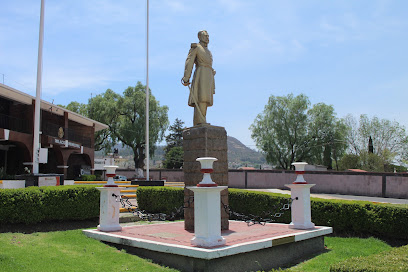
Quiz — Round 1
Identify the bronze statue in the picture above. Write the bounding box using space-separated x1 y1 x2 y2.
182 30 216 126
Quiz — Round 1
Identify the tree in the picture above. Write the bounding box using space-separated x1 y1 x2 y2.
63 82 169 177
64 101 88 116
344 114 408 167
163 119 185 169
307 103 349 170
109 82 169 177
163 147 184 169
250 93 347 169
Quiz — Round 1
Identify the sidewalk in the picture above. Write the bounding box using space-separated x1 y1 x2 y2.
247 189 408 205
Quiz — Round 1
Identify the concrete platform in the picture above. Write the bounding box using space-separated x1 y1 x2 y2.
83 221 332 272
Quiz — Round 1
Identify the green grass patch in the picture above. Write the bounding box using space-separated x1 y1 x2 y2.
330 244 408 272
275 237 392 272
0 229 178 272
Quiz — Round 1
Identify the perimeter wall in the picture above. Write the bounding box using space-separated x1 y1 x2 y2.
115 169 408 199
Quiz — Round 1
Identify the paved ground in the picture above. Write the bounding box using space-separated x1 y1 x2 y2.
96 221 327 248
247 188 408 205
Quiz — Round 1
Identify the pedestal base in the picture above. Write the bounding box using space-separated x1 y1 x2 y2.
285 184 315 230
289 222 315 230
97 187 122 232
183 125 229 231
189 186 227 247
191 236 226 248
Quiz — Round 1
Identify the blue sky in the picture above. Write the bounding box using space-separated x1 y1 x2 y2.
1 1 408 148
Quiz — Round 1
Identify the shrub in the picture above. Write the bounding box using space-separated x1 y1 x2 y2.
311 198 408 239
330 245 408 272
228 189 291 223
137 187 184 214
81 175 96 181
0 185 100 224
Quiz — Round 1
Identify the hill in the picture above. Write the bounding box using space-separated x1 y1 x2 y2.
227 136 266 169
96 136 266 169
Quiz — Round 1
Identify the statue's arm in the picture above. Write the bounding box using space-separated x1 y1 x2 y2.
182 46 197 84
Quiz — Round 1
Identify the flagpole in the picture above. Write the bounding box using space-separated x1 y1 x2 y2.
145 0 150 180
33 0 45 174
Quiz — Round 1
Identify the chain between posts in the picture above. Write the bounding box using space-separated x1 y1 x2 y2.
112 193 193 222
221 197 298 226
112 193 297 226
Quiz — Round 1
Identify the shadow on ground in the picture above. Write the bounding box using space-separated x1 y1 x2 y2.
0 218 99 234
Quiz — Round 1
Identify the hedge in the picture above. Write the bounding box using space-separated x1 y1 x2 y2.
330 245 408 272
0 186 100 224
137 187 408 239
137 186 184 214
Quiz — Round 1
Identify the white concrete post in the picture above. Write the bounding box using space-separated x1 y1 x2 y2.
190 186 227 247
285 162 315 230
97 187 122 232
188 157 226 247
98 165 121 232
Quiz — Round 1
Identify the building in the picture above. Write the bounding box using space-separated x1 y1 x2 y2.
0 83 108 180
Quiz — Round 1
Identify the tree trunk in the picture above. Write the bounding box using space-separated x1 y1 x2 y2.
133 146 145 178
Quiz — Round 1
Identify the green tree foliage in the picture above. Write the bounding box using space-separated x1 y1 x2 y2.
163 146 184 169
163 119 185 169
250 93 347 169
63 82 169 174
64 101 88 116
338 154 360 170
308 103 349 170
344 114 408 170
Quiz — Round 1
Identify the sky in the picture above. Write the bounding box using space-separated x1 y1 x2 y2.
1 0 408 149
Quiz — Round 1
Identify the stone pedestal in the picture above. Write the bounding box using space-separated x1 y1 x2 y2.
285 184 315 230
189 186 227 247
183 125 229 231
97 187 122 232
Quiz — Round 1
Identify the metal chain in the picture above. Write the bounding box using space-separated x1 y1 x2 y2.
112 193 193 222
112 193 297 226
221 197 298 226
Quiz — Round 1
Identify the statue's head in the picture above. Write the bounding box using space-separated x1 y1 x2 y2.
198 30 209 44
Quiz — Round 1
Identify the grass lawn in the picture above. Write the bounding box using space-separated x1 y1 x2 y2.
282 236 392 272
0 229 178 272
0 228 394 272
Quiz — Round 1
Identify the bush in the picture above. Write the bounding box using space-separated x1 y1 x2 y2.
311 198 408 239
0 185 100 224
228 189 292 223
330 245 408 272
81 175 96 181
137 187 184 214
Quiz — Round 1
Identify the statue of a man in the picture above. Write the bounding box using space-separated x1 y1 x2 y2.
181 30 216 126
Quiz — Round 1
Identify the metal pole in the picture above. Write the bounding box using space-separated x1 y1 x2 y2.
145 0 150 180
33 0 45 174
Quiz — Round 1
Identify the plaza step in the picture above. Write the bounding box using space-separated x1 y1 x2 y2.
164 182 185 187
121 194 137 198
120 189 137 193
73 181 131 185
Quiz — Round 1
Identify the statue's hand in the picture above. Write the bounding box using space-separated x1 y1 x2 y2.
181 77 190 86
213 70 216 76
